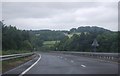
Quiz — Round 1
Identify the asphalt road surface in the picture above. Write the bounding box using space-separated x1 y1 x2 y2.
4 52 118 75
26 52 118 74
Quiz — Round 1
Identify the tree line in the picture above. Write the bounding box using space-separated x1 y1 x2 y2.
1 21 66 51
1 21 119 53
55 27 119 53
1 21 33 51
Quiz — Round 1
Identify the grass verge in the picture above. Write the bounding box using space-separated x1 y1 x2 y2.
2 50 32 55
2 54 35 73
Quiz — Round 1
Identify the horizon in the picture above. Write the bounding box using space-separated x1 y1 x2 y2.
4 24 117 32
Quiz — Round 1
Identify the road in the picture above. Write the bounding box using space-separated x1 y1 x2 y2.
3 52 118 75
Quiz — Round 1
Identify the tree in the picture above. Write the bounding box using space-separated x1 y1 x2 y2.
2 21 33 51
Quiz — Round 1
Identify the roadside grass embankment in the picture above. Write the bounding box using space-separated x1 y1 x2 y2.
2 54 35 73
2 50 32 55
1 50 35 73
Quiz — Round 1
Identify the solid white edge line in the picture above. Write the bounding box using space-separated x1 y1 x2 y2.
19 54 41 76
81 65 86 67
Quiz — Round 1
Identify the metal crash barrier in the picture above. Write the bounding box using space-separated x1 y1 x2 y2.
52 51 119 62
0 52 35 61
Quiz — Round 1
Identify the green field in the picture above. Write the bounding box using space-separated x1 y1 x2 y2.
68 34 73 38
68 33 81 38
43 41 60 47
43 41 60 45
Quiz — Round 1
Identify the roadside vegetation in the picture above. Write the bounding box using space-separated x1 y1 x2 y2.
2 55 35 73
0 20 119 73
0 51 1 55
1 21 119 53
1 20 35 73
56 27 119 52
2 50 31 55
2 22 33 52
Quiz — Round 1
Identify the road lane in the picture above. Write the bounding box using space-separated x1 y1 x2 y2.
26 53 80 74
26 52 118 74
57 53 118 74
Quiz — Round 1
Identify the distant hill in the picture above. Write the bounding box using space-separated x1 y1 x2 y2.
29 26 112 41
70 26 111 33
29 30 66 41
56 26 118 52
61 26 112 38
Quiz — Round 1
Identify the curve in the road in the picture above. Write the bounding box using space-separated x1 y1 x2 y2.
19 54 41 76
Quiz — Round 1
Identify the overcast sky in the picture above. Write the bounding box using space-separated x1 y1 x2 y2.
2 2 118 31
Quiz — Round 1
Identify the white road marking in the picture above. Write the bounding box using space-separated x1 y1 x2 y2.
65 58 67 60
71 60 74 63
81 65 86 67
19 54 41 76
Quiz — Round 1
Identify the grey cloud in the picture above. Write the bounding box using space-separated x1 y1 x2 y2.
2 2 118 31
2 2 111 19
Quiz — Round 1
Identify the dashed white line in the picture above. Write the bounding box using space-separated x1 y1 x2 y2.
19 54 41 76
71 60 74 63
81 65 86 67
64 58 67 60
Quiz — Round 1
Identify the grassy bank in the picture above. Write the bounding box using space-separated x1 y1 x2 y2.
2 54 35 73
2 50 32 55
